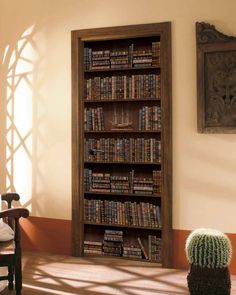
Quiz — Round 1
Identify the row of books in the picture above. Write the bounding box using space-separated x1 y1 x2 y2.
84 138 161 163
84 230 161 261
84 199 161 228
84 74 161 100
84 169 161 195
84 42 160 70
84 106 161 131
84 107 105 131
151 41 160 67
148 235 162 262
139 106 161 130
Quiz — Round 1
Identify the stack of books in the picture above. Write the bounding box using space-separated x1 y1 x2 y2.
91 173 111 192
123 244 142 259
91 50 110 70
110 175 130 193
103 230 123 256
84 240 103 255
110 49 129 69
132 49 152 68
133 176 154 195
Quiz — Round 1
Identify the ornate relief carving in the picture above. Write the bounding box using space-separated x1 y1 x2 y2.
205 51 236 127
196 22 236 44
197 22 236 132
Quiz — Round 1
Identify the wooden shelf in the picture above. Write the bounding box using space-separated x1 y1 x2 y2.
72 22 172 267
84 130 161 134
84 98 161 103
84 161 161 165
84 65 160 73
84 221 162 231
84 191 161 198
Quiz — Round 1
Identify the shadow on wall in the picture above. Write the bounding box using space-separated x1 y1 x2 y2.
0 24 47 216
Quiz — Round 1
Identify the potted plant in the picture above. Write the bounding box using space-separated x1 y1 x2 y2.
185 228 232 295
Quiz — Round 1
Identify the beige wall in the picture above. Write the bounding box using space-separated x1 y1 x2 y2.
1 0 236 232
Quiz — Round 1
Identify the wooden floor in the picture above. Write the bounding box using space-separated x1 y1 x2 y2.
0 251 236 295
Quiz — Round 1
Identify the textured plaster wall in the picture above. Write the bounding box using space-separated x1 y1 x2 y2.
0 0 236 233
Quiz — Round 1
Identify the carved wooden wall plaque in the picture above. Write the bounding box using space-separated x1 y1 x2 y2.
196 22 236 133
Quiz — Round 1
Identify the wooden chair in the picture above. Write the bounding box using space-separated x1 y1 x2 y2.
0 193 29 295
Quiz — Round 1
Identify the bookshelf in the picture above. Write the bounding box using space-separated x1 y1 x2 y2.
71 22 172 267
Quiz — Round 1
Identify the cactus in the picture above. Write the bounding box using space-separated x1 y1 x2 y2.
185 228 232 268
185 228 232 295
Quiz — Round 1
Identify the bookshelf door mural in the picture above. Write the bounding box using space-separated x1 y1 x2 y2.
72 23 172 267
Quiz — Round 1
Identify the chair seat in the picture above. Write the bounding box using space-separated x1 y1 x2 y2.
0 240 15 255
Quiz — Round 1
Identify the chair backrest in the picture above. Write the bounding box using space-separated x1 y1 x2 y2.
1 193 21 229
1 193 20 209
1 193 29 242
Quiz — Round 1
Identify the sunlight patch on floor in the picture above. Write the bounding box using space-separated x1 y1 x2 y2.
23 283 79 295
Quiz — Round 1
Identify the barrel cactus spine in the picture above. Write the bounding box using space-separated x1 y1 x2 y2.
185 228 232 269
